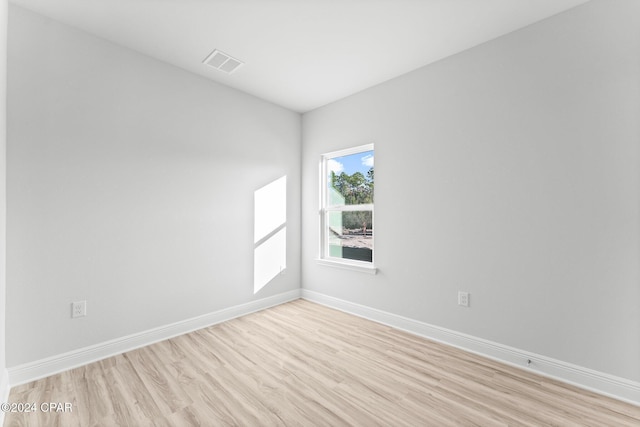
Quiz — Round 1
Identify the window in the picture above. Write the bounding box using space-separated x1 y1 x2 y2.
320 144 375 272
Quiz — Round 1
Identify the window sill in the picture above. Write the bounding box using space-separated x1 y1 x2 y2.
316 259 377 275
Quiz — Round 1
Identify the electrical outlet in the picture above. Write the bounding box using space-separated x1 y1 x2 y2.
71 300 87 318
458 291 470 307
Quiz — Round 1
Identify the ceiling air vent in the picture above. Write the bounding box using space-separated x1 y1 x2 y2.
202 49 244 74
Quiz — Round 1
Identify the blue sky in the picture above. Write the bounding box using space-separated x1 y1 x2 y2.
328 150 374 176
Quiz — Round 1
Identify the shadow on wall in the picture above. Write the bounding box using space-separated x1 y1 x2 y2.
253 176 287 294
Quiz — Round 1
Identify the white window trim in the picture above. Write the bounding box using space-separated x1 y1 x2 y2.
318 143 376 274
316 258 377 274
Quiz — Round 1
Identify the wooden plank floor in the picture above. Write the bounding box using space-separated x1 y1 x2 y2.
4 299 640 426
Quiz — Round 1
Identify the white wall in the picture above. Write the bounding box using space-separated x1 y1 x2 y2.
5 0 640 396
7 5 301 366
302 0 640 382
0 0 8 409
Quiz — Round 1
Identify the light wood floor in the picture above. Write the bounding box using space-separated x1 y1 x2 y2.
5 299 640 426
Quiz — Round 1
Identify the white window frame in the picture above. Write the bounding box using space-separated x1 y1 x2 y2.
318 143 376 274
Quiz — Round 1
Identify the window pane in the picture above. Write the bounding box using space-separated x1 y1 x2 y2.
327 150 374 206
327 210 373 262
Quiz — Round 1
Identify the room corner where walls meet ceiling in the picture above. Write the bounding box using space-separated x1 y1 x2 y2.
10 0 589 112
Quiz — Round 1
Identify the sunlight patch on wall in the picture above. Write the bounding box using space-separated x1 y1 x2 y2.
253 176 287 294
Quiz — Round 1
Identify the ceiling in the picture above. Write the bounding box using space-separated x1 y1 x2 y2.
11 0 589 113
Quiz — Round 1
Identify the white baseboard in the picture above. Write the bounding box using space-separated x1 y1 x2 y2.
7 288 639 407
301 289 640 407
8 289 301 387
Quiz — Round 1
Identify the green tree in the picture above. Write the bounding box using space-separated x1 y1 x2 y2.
330 167 374 235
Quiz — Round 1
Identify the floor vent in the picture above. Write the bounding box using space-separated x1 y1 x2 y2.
202 49 244 74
